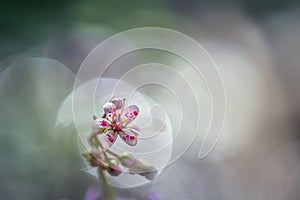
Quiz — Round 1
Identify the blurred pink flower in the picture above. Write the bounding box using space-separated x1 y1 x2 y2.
147 192 163 200
83 186 100 200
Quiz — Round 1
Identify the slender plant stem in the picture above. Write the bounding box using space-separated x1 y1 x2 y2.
105 148 119 158
98 167 115 200
89 116 117 199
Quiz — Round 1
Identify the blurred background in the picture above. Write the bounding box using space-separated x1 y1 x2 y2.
1 0 300 199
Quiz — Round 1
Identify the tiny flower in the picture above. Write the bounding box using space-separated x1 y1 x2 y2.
83 185 101 200
94 97 141 146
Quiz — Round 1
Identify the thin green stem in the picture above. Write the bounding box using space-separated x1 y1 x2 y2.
105 148 119 158
97 167 115 200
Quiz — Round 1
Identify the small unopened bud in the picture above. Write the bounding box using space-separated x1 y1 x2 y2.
110 97 124 110
91 148 100 157
118 152 136 168
82 151 94 162
139 166 158 181
107 158 122 176
82 151 106 168
128 159 158 181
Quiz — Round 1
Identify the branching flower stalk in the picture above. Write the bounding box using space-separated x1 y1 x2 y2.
83 97 158 200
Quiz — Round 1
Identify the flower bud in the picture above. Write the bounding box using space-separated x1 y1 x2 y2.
107 158 122 176
110 97 124 110
91 148 101 157
128 160 158 181
118 152 136 168
140 167 158 181
82 151 106 168
82 151 94 162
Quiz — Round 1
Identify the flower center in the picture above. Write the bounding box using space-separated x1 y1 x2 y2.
112 122 122 131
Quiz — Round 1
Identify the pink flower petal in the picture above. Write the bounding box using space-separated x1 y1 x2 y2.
105 129 118 145
103 102 117 122
119 128 137 146
121 105 139 126
94 118 111 129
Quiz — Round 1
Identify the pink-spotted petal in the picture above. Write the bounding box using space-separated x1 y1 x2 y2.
106 111 117 122
103 102 117 113
105 130 118 146
119 128 137 146
121 105 139 126
93 118 111 129
103 102 117 122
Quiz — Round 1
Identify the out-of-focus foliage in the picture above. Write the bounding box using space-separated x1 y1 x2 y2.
0 0 76 60
0 0 178 62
